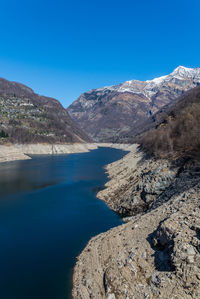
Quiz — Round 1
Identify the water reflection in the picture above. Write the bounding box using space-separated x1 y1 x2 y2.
0 155 72 196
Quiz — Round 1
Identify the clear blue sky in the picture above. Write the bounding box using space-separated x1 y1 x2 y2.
0 0 199 107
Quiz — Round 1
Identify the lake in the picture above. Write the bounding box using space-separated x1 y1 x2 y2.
0 147 126 299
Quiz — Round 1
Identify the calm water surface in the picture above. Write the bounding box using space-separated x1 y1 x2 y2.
0 147 126 299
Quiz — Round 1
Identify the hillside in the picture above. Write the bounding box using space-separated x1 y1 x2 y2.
140 85 200 161
0 77 91 143
68 66 200 142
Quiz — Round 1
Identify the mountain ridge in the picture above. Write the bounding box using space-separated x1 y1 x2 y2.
68 66 200 142
84 66 200 98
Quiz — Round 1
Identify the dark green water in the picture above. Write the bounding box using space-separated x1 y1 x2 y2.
0 147 126 299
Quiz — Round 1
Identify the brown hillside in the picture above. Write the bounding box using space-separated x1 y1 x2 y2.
141 86 200 161
0 78 91 144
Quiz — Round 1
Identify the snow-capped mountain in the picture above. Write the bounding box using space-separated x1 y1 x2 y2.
68 66 200 142
92 66 200 98
170 66 200 80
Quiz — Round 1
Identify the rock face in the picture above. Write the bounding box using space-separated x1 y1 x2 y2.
73 146 200 299
0 77 91 143
67 66 200 142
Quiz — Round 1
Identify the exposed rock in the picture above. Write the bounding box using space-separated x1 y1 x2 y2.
73 145 200 299
97 146 178 216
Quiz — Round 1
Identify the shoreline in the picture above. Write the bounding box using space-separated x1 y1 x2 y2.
96 144 142 216
0 143 134 164
2 142 199 297
0 143 98 163
72 146 200 298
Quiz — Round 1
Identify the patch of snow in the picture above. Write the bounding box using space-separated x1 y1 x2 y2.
146 75 168 85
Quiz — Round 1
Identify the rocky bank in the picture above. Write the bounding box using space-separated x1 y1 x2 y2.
73 145 200 298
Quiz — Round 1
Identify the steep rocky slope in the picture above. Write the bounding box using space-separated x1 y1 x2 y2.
0 77 91 143
68 66 200 142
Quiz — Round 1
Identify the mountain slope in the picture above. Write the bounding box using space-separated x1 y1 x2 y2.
0 77 91 143
67 66 200 142
140 85 200 160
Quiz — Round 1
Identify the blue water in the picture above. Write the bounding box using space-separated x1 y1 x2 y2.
0 147 126 299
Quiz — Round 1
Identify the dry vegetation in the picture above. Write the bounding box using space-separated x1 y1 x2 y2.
141 86 200 161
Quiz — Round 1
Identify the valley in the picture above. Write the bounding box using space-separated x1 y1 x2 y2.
0 68 199 299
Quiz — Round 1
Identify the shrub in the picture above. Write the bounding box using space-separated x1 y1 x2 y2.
0 129 9 138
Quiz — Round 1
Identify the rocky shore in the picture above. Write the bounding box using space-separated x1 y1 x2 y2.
73 145 200 298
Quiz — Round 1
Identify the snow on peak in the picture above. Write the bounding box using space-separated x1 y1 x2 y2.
91 66 200 100
171 65 200 79
145 66 200 89
173 65 192 72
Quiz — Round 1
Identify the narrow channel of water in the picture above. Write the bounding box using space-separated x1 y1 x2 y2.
0 147 126 299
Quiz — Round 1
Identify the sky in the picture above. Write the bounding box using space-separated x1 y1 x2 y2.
0 0 200 107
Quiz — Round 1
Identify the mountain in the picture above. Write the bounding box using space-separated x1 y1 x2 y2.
67 66 200 142
0 77 91 143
